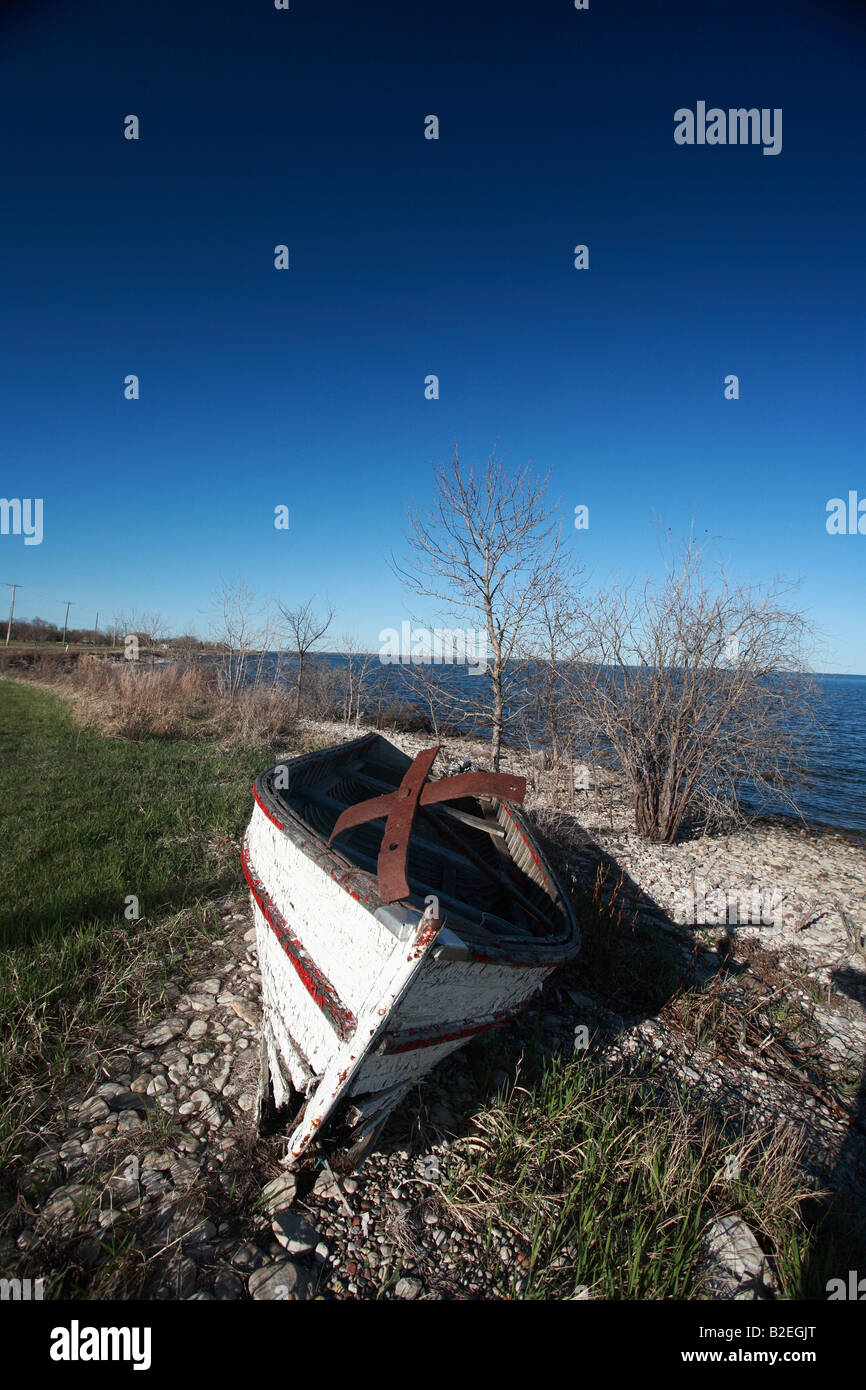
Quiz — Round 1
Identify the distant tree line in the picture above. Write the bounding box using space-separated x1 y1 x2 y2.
6 616 211 652
7 617 113 645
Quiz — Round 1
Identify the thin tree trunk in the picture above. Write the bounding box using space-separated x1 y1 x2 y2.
295 652 304 717
491 662 504 771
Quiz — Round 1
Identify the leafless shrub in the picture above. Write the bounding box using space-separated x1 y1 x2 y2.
339 633 376 726
523 577 586 776
72 654 116 693
567 533 817 842
298 656 342 720
111 609 168 663
210 581 274 698
364 664 412 730
178 665 216 703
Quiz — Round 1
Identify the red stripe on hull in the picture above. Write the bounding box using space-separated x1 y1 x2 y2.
242 842 357 1041
380 1004 525 1054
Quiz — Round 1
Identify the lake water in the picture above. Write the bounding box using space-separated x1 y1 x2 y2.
771 672 866 837
232 655 866 838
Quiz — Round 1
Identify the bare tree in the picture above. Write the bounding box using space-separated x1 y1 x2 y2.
277 597 335 717
211 580 271 698
113 608 142 641
340 633 376 726
394 447 565 769
568 533 817 842
139 611 168 666
141 611 166 644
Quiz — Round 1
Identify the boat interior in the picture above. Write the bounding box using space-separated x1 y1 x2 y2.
267 734 573 949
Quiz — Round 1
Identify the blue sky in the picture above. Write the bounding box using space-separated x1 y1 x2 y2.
1 0 864 668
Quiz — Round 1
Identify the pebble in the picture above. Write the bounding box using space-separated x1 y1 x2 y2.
108 1090 155 1114
141 1150 172 1171
262 1173 297 1214
141 1018 185 1048
176 1133 204 1155
96 1082 127 1101
249 1260 310 1301
163 1256 197 1299
232 1241 266 1272
272 1210 320 1256
213 1269 244 1300
312 1168 343 1201
704 1216 778 1300
186 995 215 1013
43 1185 86 1223
210 1060 231 1092
231 999 261 1027
191 978 222 995
78 1096 110 1123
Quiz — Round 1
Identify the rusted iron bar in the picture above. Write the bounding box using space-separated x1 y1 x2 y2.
329 745 526 904
346 762 507 837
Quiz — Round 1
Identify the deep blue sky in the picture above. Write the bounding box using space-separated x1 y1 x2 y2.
1 0 864 668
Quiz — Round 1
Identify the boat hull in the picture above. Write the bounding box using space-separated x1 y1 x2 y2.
243 733 579 1166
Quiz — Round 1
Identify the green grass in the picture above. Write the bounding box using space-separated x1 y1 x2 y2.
441 1048 816 1300
0 679 294 1179
0 680 276 946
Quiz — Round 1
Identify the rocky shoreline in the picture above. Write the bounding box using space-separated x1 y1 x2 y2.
3 896 547 1300
2 718 864 1299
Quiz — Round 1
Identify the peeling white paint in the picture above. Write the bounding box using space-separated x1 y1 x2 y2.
244 745 578 1166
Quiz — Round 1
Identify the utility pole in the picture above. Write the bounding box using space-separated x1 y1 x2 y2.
61 600 73 645
4 582 20 646
94 611 99 646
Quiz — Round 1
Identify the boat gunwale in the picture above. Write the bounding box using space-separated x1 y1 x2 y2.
251 732 581 968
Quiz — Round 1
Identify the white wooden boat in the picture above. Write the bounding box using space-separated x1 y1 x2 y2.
242 732 579 1168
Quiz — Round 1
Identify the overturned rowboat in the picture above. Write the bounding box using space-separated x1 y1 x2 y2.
242 731 580 1168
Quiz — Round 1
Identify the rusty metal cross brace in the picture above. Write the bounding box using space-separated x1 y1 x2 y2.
328 745 526 904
